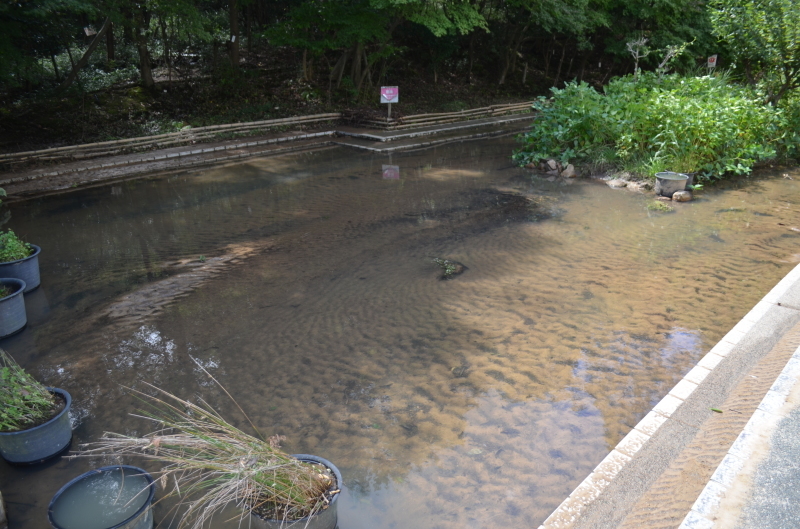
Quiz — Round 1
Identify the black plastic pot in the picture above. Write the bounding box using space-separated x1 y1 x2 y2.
48 465 155 529
654 172 689 198
0 278 26 338
0 244 41 292
250 454 342 529
0 387 72 464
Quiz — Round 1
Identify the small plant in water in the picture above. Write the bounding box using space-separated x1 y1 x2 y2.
78 363 338 529
0 230 33 263
198 255 206 263
647 201 674 212
433 258 465 279
0 349 57 432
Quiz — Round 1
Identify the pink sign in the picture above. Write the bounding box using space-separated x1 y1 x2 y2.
381 86 399 104
382 164 400 179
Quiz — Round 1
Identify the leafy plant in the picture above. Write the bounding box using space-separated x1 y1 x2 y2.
0 349 57 432
0 230 33 263
79 377 338 529
514 73 793 181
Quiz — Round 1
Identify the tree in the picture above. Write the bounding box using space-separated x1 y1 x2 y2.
709 0 800 105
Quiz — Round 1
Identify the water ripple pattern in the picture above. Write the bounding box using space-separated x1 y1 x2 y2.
1 138 799 528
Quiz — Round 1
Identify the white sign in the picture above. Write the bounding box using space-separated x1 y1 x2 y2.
382 165 400 179
381 86 399 104
708 55 718 68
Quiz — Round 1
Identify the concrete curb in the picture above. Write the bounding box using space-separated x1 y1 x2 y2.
538 262 800 529
679 349 800 528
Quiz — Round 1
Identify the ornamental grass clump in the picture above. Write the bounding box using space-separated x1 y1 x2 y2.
0 348 57 432
79 382 336 529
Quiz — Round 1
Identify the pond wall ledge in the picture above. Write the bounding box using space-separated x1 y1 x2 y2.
0 114 536 195
538 262 800 529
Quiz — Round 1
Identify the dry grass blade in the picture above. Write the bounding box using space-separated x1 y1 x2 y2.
77 385 333 529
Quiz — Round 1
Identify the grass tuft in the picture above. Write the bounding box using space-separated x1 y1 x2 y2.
77 377 336 528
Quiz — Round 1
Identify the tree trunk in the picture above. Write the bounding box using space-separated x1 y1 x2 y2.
50 54 61 82
578 53 588 82
106 22 115 62
59 18 112 91
553 44 566 86
246 4 252 54
160 18 171 82
350 42 363 88
229 0 240 68
522 62 528 84
468 33 476 82
330 50 350 88
123 21 134 44
134 11 155 88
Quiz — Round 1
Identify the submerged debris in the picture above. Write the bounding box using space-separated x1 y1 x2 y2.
432 258 467 280
647 201 674 212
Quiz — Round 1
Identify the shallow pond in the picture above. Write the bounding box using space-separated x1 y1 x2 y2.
1 137 799 528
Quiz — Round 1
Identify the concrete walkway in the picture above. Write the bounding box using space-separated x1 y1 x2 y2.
537 263 800 529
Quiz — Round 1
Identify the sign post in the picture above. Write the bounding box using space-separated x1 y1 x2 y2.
707 54 718 73
380 86 399 119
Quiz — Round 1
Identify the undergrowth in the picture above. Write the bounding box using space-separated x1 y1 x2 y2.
514 72 800 182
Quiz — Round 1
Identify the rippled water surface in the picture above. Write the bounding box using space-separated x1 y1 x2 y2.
2 137 799 528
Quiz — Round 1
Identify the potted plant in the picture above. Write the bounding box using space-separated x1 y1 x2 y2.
0 229 41 293
79 384 342 529
0 349 73 464
0 278 27 338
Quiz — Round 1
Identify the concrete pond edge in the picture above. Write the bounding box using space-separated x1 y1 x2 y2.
0 114 536 189
537 262 800 529
678 345 800 528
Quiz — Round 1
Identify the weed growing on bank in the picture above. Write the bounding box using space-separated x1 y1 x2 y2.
514 72 800 181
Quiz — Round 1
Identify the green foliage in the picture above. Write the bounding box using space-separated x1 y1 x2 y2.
0 230 33 263
514 72 793 181
647 201 674 212
0 349 57 433
709 0 800 105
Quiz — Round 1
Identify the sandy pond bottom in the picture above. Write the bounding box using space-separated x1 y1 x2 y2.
1 137 799 528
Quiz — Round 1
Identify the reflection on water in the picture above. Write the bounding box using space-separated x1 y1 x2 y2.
1 137 799 528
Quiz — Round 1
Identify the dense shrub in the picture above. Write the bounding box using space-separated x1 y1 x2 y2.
514 72 798 181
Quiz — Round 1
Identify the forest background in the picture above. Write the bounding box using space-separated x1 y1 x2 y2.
0 0 728 151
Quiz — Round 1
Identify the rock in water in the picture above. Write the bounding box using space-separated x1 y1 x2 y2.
672 190 693 202
561 164 576 178
546 159 559 171
607 179 627 188
432 258 467 280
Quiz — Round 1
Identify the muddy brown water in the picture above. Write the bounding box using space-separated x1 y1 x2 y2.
1 137 799 528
